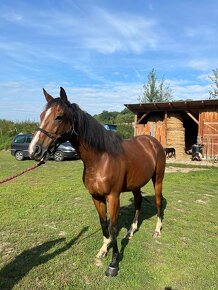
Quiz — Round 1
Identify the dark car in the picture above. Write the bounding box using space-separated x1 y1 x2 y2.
10 133 78 161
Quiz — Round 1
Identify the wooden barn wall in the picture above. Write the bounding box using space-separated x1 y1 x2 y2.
135 123 166 147
135 109 218 158
199 111 218 158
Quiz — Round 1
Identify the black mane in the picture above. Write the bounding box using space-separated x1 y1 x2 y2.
46 98 123 156
71 103 123 156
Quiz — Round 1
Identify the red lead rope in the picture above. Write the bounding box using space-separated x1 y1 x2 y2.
0 161 45 185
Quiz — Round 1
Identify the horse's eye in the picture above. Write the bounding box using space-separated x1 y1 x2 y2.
55 115 63 122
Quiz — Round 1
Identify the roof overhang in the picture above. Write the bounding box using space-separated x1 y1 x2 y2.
125 99 218 113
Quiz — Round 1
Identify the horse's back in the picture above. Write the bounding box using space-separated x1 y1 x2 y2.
123 135 165 160
122 135 165 190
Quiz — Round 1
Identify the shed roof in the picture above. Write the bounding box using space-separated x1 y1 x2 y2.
125 99 218 113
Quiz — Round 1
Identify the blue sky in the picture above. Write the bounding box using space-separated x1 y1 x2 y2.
0 0 217 121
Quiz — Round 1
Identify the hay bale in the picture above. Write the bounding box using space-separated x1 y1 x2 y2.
167 113 185 158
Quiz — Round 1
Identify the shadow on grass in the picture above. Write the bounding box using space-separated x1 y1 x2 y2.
119 195 167 263
0 226 89 290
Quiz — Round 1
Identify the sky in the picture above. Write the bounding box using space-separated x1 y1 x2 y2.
0 0 217 122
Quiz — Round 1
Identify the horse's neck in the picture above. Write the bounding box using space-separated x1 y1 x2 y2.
70 136 101 166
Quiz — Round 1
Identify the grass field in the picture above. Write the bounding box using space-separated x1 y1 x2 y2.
0 151 217 290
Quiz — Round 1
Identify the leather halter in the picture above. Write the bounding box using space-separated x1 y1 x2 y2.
35 127 71 157
36 124 79 145
36 127 58 141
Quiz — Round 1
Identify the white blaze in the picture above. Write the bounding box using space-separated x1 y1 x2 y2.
29 108 52 155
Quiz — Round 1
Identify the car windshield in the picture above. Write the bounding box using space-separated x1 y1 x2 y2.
13 134 32 143
14 135 26 143
62 141 71 146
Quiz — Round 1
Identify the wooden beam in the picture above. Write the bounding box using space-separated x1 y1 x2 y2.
137 113 148 124
134 114 137 136
185 111 199 125
204 122 218 132
164 111 168 147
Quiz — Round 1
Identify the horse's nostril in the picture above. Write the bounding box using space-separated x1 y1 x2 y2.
35 145 41 155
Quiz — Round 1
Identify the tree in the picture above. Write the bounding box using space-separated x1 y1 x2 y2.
94 110 118 124
209 68 218 99
139 68 173 103
115 108 134 125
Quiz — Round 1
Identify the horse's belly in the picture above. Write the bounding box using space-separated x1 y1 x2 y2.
125 166 154 191
123 140 157 190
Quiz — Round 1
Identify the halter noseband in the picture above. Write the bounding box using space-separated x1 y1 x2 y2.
36 127 58 141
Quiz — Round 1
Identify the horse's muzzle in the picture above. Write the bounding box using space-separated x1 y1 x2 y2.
29 144 48 161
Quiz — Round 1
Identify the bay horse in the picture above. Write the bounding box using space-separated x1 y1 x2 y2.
29 87 166 277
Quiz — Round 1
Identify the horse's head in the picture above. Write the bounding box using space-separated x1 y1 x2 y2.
29 87 72 161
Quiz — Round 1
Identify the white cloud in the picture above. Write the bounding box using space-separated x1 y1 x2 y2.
1 11 23 22
188 59 215 71
197 74 210 82
1 6 159 55
170 80 210 100
82 8 158 54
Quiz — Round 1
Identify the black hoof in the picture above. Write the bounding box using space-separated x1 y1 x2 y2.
105 266 119 277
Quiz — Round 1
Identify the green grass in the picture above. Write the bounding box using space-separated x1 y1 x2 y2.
0 151 217 290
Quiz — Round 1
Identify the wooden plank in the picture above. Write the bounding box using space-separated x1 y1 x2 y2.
185 111 199 125
134 114 137 136
164 111 167 148
137 113 147 124
204 123 218 133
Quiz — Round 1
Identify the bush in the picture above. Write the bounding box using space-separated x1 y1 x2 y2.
0 119 37 150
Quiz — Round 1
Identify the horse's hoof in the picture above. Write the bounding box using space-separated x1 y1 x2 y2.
105 266 118 277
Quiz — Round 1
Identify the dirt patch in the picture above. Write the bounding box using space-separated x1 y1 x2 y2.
166 158 218 167
165 166 209 173
195 199 208 204
0 242 15 260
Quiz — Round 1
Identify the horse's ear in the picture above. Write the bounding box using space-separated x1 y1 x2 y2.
43 88 53 102
60 87 68 103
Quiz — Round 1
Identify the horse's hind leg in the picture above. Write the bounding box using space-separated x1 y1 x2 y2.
125 188 142 239
152 174 164 238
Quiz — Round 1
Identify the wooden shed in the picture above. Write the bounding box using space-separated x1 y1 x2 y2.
125 99 218 159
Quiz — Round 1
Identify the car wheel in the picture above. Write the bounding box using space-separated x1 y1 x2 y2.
15 151 24 161
54 151 64 162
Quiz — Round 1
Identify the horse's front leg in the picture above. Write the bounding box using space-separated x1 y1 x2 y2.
105 194 120 277
92 195 111 259
125 189 142 239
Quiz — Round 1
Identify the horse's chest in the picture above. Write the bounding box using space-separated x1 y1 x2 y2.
82 157 124 195
83 169 112 195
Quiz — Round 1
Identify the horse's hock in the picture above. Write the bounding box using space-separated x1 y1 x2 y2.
167 113 185 158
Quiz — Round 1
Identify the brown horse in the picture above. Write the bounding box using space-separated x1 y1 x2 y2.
29 87 166 276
